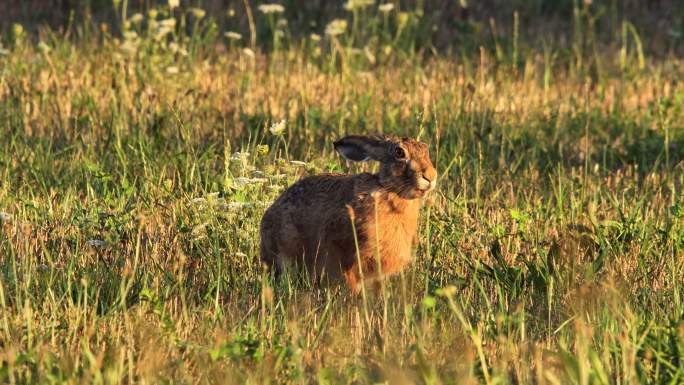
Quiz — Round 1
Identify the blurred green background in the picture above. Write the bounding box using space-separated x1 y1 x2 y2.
2 0 683 56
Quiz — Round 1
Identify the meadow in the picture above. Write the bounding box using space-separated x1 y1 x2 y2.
0 1 683 383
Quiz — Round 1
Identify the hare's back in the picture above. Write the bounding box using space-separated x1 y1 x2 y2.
273 173 357 208
260 173 359 268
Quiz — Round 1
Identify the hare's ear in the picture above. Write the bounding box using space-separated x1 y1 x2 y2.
334 135 387 162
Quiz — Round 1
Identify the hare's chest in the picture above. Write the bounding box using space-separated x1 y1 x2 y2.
362 211 418 267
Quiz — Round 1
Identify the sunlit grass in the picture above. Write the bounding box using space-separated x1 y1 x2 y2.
0 1 683 384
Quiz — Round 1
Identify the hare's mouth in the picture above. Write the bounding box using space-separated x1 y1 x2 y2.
413 183 436 197
392 175 436 199
416 177 437 192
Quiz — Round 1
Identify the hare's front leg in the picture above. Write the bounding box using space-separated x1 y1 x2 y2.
343 268 362 294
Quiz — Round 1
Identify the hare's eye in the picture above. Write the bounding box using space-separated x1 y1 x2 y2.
394 147 406 159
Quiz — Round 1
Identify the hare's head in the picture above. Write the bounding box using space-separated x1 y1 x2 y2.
334 134 437 199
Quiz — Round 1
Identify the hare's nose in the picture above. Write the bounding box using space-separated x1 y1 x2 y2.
419 176 437 191
420 168 437 190
423 167 437 182
417 175 435 191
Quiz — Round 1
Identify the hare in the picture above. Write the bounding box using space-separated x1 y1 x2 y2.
260 134 437 292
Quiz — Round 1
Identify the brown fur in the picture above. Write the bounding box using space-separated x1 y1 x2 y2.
260 134 437 292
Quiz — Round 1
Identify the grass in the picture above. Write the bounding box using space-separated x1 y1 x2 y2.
1 1 683 384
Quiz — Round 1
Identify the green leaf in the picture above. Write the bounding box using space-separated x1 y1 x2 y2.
422 295 437 309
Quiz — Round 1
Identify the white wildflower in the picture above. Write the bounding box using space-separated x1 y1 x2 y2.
233 177 268 186
87 239 106 248
325 19 347 36
155 30 172 40
123 30 138 41
155 19 176 40
191 193 229 210
224 31 242 41
0 212 12 222
120 40 138 54
289 160 307 166
166 66 179 74
242 48 255 58
378 3 394 13
168 41 180 52
229 151 250 161
258 4 285 14
191 223 208 237
129 13 144 24
168 0 179 10
344 0 375 11
159 18 177 28
228 202 255 210
269 119 286 135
